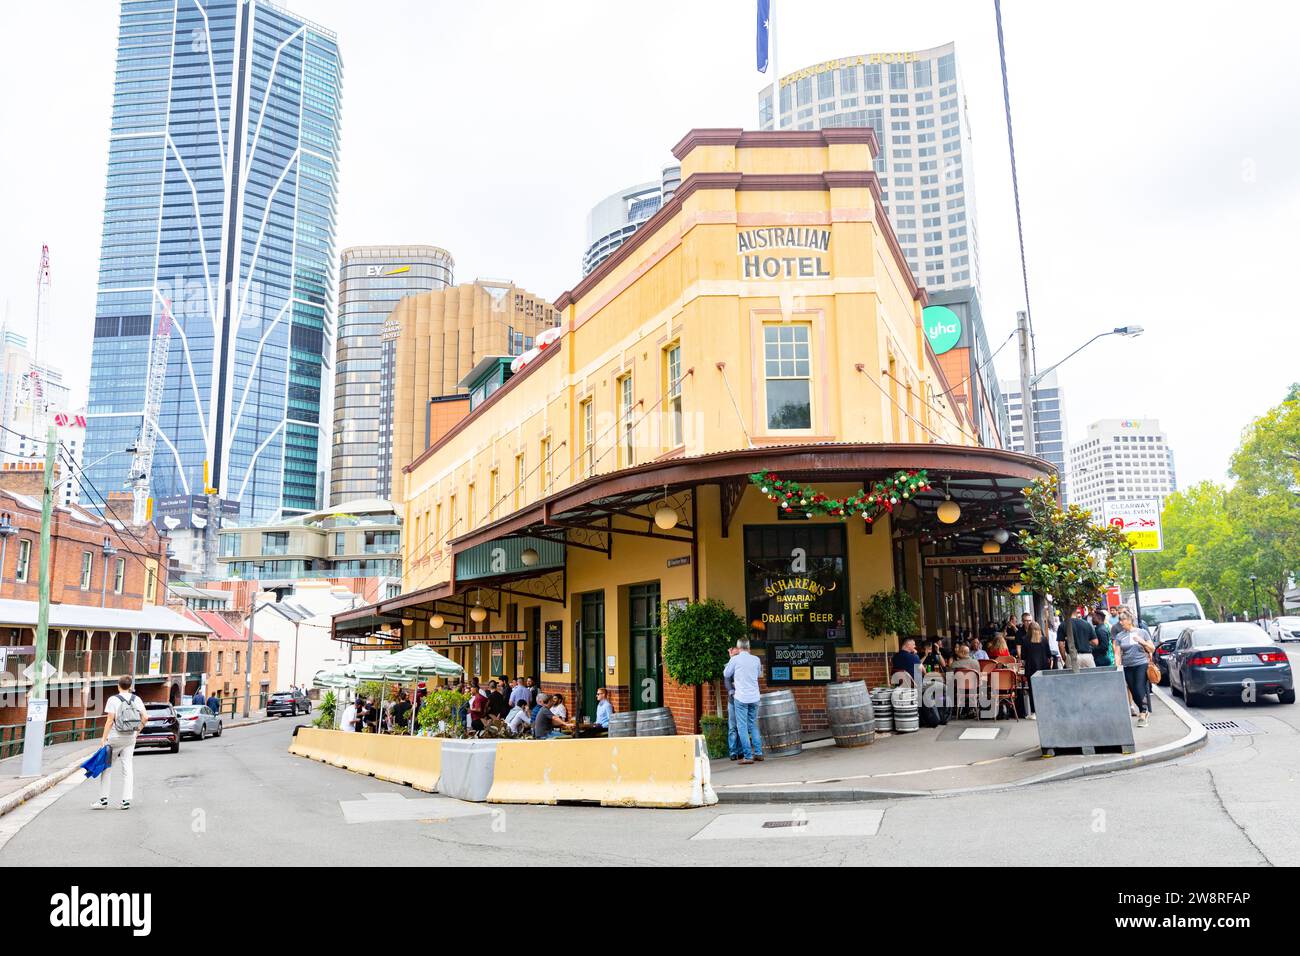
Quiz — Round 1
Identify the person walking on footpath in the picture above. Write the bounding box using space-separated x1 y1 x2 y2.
1021 622 1051 719
1114 607 1156 728
94 676 147 811
723 639 764 765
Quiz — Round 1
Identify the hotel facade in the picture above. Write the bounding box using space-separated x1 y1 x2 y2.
334 129 1051 732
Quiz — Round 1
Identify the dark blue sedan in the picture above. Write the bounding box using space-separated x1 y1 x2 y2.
1170 623 1294 707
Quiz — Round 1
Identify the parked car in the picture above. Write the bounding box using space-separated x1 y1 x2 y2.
1169 622 1295 707
1133 587 1207 630
267 689 312 717
175 704 223 740
135 703 181 753
1266 617 1300 643
1152 619 1216 685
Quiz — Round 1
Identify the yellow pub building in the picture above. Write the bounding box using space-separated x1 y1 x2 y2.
333 128 1053 731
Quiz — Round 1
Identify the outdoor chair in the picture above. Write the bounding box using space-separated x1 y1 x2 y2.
950 669 980 720
987 668 1021 721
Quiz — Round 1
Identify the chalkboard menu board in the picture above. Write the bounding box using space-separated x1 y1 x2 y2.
544 621 564 673
765 641 836 685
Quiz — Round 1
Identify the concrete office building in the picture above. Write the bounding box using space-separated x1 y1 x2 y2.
924 290 1007 450
387 280 558 498
0 324 72 458
582 165 681 276
1000 371 1069 499
331 246 455 505
1068 418 1178 517
758 44 979 294
82 0 343 523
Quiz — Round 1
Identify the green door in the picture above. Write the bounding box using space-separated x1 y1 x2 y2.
629 583 662 711
580 592 605 722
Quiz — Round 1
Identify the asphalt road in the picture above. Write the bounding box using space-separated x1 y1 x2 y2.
2 647 1296 866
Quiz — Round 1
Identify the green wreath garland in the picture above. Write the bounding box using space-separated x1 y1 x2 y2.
749 468 931 523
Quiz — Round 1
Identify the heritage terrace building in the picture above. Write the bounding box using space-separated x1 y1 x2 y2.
333 128 1052 732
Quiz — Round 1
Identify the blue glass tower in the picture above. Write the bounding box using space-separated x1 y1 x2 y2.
84 0 342 521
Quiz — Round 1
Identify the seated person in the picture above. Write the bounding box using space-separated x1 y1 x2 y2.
532 696 573 739
989 635 1013 659
505 699 531 736
549 693 569 721
530 695 547 721
594 687 613 729
890 637 923 686
970 637 990 661
921 640 947 672
950 644 981 672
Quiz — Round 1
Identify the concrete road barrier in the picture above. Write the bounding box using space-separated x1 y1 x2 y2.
486 735 717 808
288 729 442 793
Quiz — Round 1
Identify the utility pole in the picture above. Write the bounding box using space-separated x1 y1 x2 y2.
20 425 57 776
243 592 260 719
1016 310 1036 458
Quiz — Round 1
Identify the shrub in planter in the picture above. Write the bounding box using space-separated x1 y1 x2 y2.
662 598 748 716
699 714 730 760
312 690 336 729
417 689 469 738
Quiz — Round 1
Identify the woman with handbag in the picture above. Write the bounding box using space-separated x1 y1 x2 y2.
1114 607 1157 728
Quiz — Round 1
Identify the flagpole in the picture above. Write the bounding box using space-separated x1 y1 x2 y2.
770 0 780 129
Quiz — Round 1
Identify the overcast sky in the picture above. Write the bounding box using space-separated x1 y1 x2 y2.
1 0 1296 488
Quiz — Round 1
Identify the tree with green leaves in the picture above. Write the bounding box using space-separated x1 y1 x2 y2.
662 599 748 716
1017 475 1130 667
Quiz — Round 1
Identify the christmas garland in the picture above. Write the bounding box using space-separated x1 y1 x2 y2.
749 469 931 522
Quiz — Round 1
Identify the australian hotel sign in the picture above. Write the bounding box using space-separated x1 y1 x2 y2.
738 227 831 280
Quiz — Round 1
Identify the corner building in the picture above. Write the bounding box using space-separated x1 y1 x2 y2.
335 129 1051 732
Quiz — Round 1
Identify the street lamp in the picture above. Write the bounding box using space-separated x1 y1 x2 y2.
0 512 17 598
1249 574 1260 624
1018 317 1144 457
100 535 118 608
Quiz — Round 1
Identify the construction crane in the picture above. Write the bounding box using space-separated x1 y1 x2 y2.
126 297 174 525
15 245 54 437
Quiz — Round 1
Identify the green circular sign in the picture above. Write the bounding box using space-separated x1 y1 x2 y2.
922 305 963 355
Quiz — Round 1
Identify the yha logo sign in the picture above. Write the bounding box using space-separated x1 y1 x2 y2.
922 305 963 355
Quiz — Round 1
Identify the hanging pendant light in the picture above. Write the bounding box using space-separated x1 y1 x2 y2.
469 591 488 623
982 539 1001 554
654 486 678 530
1007 582 1023 595
430 613 445 630
520 547 540 566
992 528 1010 545
937 496 961 524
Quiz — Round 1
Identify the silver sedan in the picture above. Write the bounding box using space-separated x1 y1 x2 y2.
175 705 223 740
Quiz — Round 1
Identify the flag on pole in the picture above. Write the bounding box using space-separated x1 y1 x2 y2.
757 0 771 73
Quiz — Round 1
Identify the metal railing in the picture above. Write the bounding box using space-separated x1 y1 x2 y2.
0 715 105 761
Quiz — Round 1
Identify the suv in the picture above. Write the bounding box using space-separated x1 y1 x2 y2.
267 689 311 717
136 703 181 753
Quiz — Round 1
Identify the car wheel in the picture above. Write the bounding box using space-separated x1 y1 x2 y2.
216 722 223 737
1279 689 1296 705
1170 678 1182 698
170 741 180 754
1184 688 1201 707
198 725 206 741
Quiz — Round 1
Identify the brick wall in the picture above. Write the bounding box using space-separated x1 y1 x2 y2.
604 684 631 713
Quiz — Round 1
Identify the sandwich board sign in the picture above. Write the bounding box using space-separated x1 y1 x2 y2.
1101 499 1163 553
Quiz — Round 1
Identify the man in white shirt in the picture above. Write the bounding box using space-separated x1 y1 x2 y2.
722 639 764 764
95 676 148 810
340 698 358 732
505 700 531 736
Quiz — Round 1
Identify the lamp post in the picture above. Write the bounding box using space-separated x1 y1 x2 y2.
1017 323 1143 457
100 535 118 608
0 512 17 598
1249 574 1260 624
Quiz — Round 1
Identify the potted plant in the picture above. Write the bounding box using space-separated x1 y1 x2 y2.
312 690 336 729
416 688 469 738
858 589 921 642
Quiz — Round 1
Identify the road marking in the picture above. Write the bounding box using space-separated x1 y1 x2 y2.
0 771 87 854
691 809 883 840
338 792 495 824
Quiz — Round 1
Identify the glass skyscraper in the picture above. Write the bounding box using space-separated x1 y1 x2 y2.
331 245 454 505
83 0 342 522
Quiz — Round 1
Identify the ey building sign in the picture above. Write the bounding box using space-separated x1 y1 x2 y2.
1101 499 1163 552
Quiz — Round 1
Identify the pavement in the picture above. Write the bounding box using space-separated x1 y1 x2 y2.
711 689 1202 801
0 710 283 815
0 682 1296 866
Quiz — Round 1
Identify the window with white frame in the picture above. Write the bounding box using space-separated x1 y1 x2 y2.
763 324 812 429
619 373 634 467
666 345 684 447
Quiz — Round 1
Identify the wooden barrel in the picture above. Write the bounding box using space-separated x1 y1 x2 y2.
608 711 638 738
635 707 677 737
826 681 874 748
891 686 919 733
870 686 894 733
757 689 802 757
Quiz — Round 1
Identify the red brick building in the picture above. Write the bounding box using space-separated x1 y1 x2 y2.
0 467 211 727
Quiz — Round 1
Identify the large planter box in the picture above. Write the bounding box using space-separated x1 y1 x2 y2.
1030 668 1136 755
437 739 502 802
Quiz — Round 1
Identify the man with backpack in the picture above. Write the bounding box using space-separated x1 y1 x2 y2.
94 676 148 811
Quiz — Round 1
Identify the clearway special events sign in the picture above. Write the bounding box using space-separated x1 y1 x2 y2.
1101 499 1163 553
738 227 831 280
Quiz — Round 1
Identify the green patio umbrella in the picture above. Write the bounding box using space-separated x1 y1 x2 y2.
371 643 464 680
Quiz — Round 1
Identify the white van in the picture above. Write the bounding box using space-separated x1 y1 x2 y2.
1128 587 1207 629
